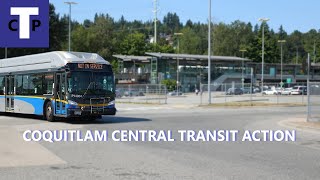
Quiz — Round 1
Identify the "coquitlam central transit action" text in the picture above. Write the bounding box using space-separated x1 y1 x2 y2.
22 130 296 143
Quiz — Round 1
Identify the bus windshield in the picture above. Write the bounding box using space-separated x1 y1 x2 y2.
67 71 114 95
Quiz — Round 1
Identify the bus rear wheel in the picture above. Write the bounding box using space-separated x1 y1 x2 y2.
45 102 55 122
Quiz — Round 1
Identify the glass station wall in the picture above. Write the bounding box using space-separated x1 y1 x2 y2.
157 58 245 93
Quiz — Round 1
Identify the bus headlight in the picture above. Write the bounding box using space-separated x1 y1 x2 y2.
68 100 78 106
108 100 115 106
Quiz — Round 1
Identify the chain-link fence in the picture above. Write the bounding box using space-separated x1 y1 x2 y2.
116 84 167 104
200 82 308 106
307 82 320 122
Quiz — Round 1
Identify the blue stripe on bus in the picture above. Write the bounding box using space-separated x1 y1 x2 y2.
0 95 115 115
14 96 45 115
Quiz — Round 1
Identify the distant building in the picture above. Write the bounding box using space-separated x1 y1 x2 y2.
113 53 320 92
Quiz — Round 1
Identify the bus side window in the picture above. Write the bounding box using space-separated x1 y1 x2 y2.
30 74 42 95
44 73 54 94
15 75 23 95
0 76 4 95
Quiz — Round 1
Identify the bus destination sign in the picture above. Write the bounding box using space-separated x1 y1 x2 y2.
77 63 103 70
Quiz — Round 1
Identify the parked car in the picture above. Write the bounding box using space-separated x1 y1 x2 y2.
291 86 307 95
302 87 307 95
310 85 320 95
124 90 145 97
241 87 252 94
275 88 284 95
226 88 243 95
167 91 183 96
253 86 261 93
115 89 123 98
280 88 292 95
262 89 278 95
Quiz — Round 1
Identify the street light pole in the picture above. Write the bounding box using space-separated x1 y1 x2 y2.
313 40 316 64
239 49 247 89
208 0 212 104
259 18 270 92
64 2 77 52
278 40 286 88
174 33 183 96
153 0 158 44
296 47 299 64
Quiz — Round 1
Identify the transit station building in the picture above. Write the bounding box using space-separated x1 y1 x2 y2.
113 53 320 92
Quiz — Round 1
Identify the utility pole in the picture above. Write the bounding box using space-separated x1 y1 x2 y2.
153 0 158 44
64 1 77 52
208 0 212 104
174 33 183 96
278 40 286 88
296 47 299 64
239 49 247 89
258 18 270 93
307 53 310 122
313 41 316 64
5 48 7 58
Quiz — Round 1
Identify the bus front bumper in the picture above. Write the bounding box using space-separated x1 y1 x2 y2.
67 107 117 117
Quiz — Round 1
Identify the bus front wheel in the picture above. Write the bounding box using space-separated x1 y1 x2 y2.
45 102 55 122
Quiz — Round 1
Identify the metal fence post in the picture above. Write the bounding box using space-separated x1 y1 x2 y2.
146 84 148 104
250 68 253 106
128 84 131 103
224 83 227 104
200 83 203 105
307 54 311 122
164 85 167 104
158 84 161 104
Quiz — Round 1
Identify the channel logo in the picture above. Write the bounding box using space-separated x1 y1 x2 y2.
0 0 49 47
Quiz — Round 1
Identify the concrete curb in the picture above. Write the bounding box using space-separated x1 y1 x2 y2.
278 118 320 134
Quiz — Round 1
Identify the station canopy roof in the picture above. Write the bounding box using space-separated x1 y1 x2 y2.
113 53 251 66
113 55 152 62
145 52 251 62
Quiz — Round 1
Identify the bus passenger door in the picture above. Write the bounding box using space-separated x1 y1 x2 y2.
55 73 67 115
5 76 14 112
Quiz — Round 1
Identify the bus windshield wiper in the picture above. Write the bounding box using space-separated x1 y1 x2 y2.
83 81 95 98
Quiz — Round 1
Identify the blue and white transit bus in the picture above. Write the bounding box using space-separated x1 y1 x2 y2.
0 51 116 121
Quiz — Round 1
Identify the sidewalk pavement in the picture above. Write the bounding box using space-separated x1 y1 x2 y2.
279 117 320 133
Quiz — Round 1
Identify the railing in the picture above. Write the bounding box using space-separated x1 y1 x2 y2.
199 82 308 106
307 82 320 122
116 84 167 104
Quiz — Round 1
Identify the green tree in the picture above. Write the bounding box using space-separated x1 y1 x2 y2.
161 79 176 91
179 27 201 54
287 30 305 64
147 43 175 53
49 3 68 51
163 12 181 34
72 25 89 52
120 32 147 55
303 29 319 63
85 14 115 60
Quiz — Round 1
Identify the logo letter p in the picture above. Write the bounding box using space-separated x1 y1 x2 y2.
10 7 39 39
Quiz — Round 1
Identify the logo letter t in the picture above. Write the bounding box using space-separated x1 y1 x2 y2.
10 7 39 39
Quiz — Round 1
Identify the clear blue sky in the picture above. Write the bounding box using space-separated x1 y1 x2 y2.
49 0 319 33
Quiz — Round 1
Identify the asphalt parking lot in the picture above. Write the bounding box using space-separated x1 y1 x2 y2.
0 104 320 179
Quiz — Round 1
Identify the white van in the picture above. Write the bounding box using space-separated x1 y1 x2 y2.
291 86 306 95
